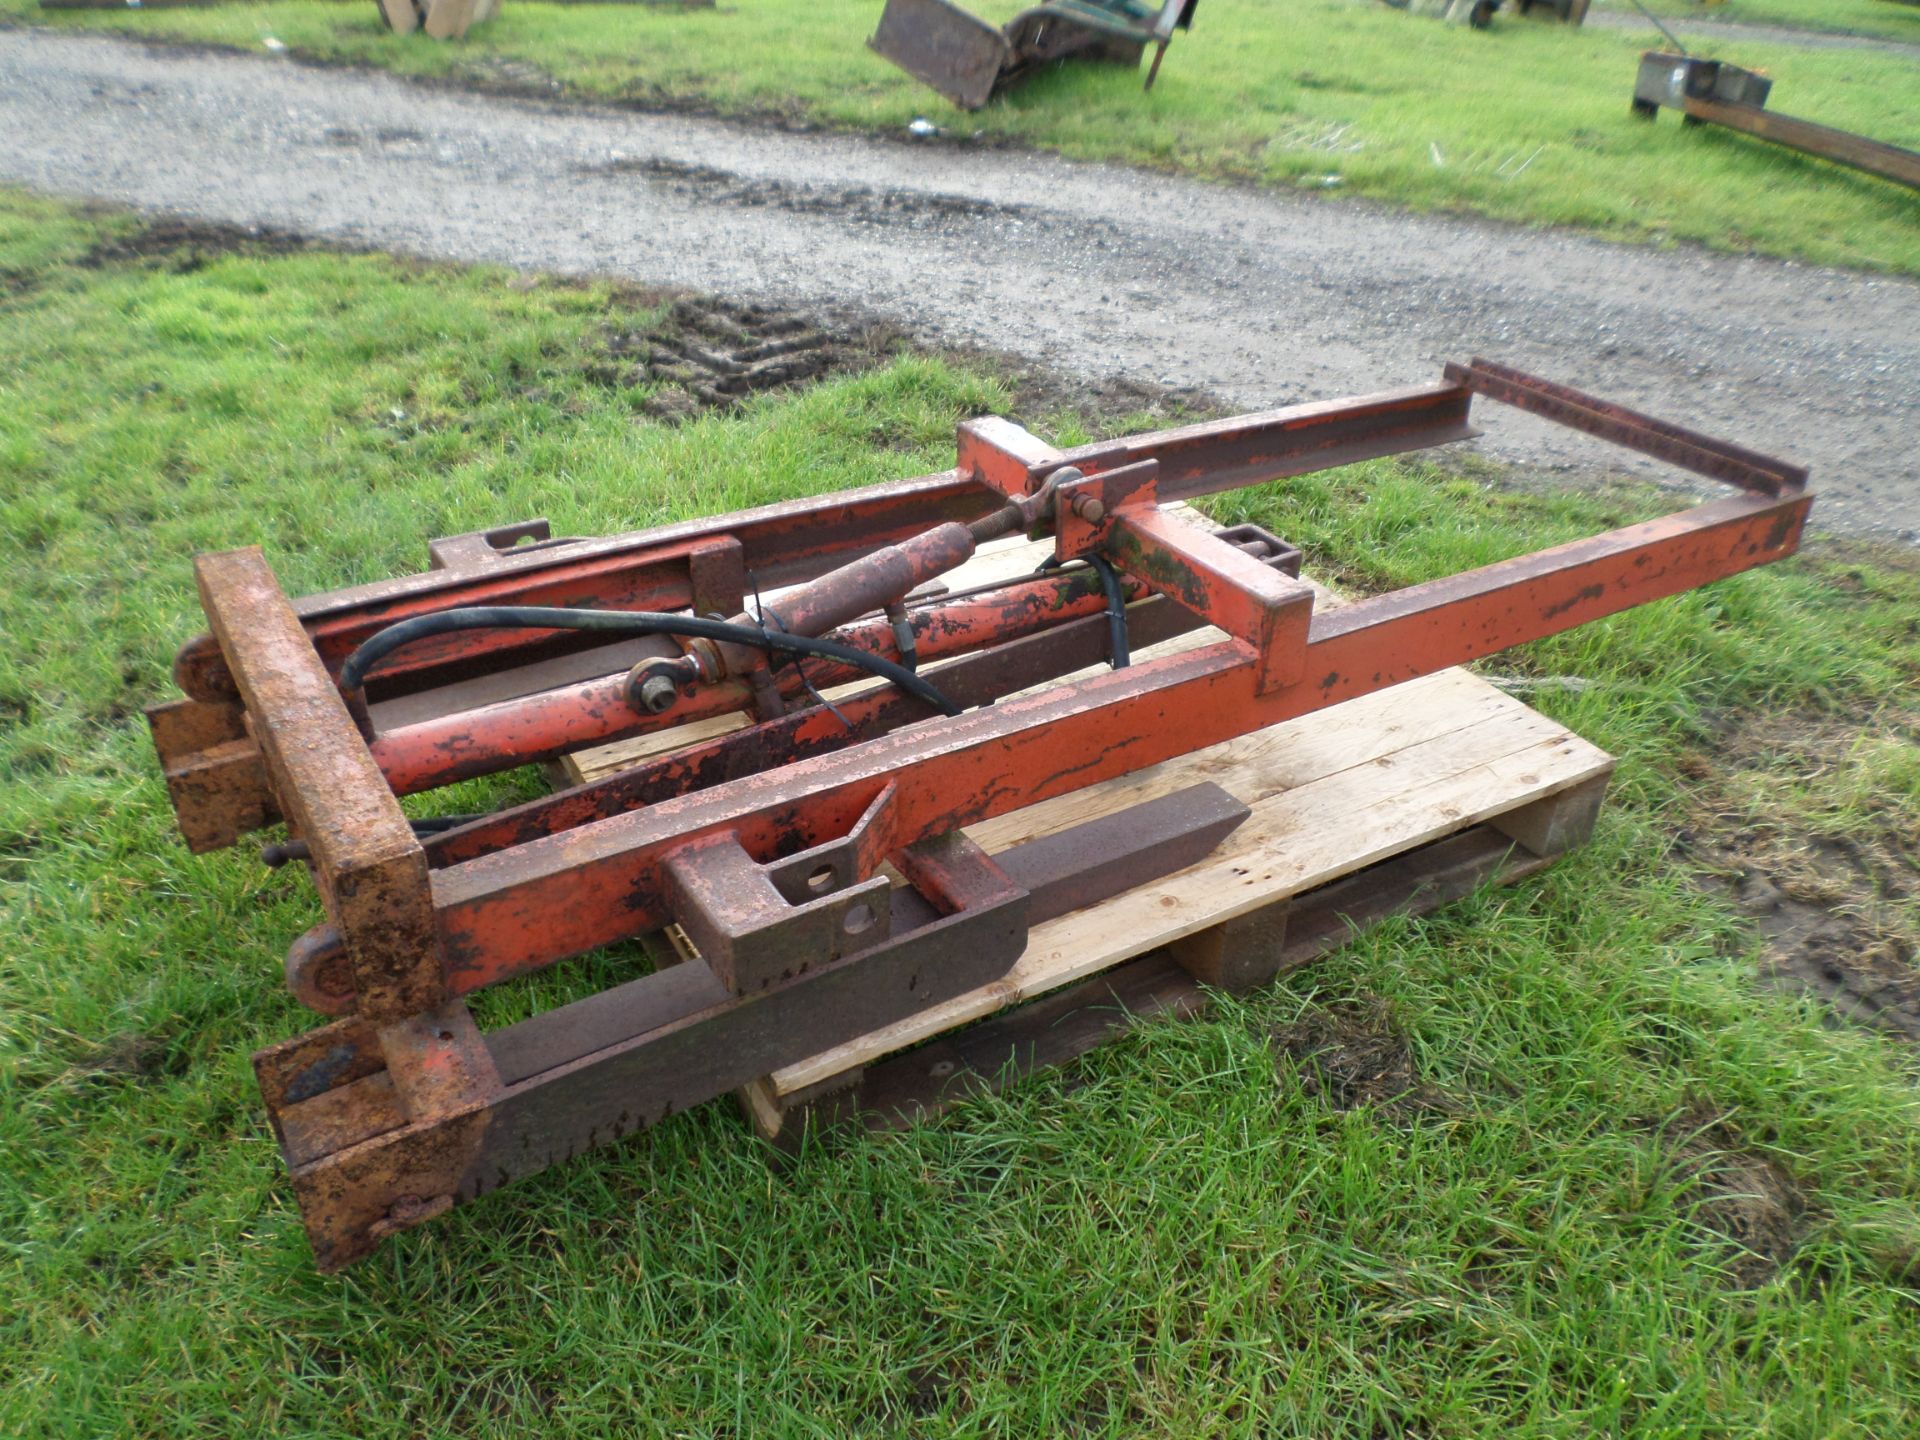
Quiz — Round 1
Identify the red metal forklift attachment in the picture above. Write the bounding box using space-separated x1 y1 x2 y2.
147 360 1810 1270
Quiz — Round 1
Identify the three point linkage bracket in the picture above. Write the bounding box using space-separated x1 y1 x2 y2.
148 359 1809 1270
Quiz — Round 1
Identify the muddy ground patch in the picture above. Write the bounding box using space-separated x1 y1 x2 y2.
78 214 322 272
587 293 912 419
55 201 1212 431
585 287 1214 426
1684 706 1920 1042
1269 999 1458 1118
1651 1106 1810 1289
591 156 1033 230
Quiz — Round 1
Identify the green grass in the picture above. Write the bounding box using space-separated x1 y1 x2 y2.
10 0 1920 275
5 189 1920 1437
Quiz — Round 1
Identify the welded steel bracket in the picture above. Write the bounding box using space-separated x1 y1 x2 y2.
666 785 902 994
960 436 1321 695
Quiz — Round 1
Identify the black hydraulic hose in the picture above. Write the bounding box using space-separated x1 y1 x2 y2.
337 606 961 716
1037 556 1131 671
1086 554 1131 671
407 813 486 833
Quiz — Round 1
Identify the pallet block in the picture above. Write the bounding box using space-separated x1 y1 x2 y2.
560 513 1615 1148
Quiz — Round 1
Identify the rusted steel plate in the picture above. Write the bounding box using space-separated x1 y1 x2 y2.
146 697 275 851
155 736 276 854
869 0 1011 110
145 695 246 756
254 1014 387 1116
1052 460 1161 559
276 1071 406 1169
287 1095 490 1272
890 830 1018 917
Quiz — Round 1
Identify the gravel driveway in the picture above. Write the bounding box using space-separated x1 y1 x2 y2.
2 29 1915 541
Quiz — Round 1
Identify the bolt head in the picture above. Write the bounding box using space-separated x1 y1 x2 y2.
636 672 680 715
1074 495 1106 524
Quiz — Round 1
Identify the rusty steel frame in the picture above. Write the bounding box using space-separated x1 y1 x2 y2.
147 359 1810 1269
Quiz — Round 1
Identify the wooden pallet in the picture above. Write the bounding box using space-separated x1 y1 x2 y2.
562 514 1614 1146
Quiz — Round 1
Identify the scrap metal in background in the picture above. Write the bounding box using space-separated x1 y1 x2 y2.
375 0 501 40
1512 0 1590 22
1382 0 1589 31
147 360 1811 1270
1633 52 1920 192
870 0 1197 110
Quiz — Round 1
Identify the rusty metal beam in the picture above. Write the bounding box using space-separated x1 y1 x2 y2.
195 550 444 1021
1444 358 1806 495
1632 50 1920 193
1685 98 1920 191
